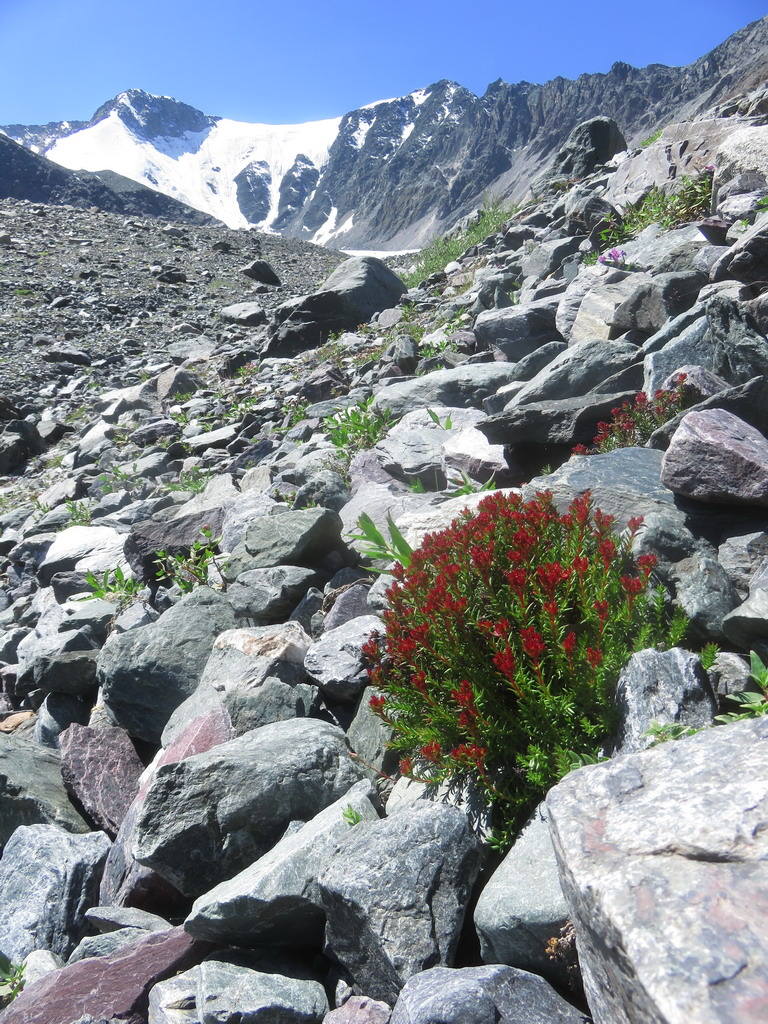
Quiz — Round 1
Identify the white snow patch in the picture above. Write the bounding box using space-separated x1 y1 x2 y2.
351 117 374 149
400 122 415 144
410 89 430 106
48 109 341 230
312 206 339 245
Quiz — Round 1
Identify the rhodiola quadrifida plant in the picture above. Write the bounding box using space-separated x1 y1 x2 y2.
364 490 687 847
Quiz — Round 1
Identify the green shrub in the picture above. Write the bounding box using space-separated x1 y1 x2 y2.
402 195 520 288
573 376 693 455
324 396 394 453
641 128 663 147
154 526 226 593
83 566 144 605
598 169 713 252
716 650 768 723
0 955 24 1007
365 491 686 846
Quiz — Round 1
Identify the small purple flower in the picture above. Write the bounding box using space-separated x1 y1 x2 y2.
599 247 627 268
705 164 715 172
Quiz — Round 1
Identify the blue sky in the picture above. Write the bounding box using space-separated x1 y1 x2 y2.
1 1 765 126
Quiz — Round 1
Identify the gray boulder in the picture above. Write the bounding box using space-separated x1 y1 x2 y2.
195 959 329 1024
612 648 717 754
197 623 320 732
304 615 383 703
473 300 560 359
227 565 322 623
612 270 707 336
98 588 238 743
536 116 626 186
226 507 344 574
219 300 267 326
0 733 89 843
508 340 639 407
474 805 569 981
667 554 740 643
134 718 363 897
185 780 379 946
389 964 586 1024
547 718 768 1024
479 391 636 448
266 257 406 357
0 824 110 961
347 688 400 781
371 365 523 419
522 448 677 529
318 804 481 1004
661 410 768 506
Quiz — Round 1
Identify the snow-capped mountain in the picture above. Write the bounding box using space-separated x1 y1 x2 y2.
4 16 768 248
44 90 342 235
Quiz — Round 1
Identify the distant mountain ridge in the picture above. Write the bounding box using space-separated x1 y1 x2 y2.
3 16 768 248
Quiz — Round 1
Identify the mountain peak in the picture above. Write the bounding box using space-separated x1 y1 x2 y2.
88 89 218 140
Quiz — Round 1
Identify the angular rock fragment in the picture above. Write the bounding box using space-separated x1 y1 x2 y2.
474 804 568 980
661 409 768 505
59 723 144 837
547 718 768 1024
318 804 481 1004
134 719 363 897
0 824 110 961
389 964 586 1024
97 588 238 742
0 926 209 1024
185 780 379 946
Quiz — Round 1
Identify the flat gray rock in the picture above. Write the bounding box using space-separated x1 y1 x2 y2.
318 804 481 1004
547 718 768 1024
196 959 329 1024
371 365 523 419
509 339 639 407
185 779 379 946
389 964 586 1024
134 718 363 897
522 447 676 529
474 805 569 981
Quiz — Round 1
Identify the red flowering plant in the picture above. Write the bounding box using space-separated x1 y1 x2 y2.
365 490 686 846
573 375 693 455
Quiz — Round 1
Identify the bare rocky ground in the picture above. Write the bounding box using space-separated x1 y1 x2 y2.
0 200 347 395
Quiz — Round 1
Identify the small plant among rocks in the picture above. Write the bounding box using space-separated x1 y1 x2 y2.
324 396 394 453
598 168 714 252
154 525 227 593
84 566 144 605
716 650 768 723
0 955 24 1008
573 375 692 455
365 491 686 846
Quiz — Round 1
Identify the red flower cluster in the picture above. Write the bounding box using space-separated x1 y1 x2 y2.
366 489 683 842
573 376 692 455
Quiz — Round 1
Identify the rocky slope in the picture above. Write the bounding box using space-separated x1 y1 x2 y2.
0 134 214 225
4 16 768 248
0 83 767 1024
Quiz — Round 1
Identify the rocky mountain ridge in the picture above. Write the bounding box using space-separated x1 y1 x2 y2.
4 16 768 248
